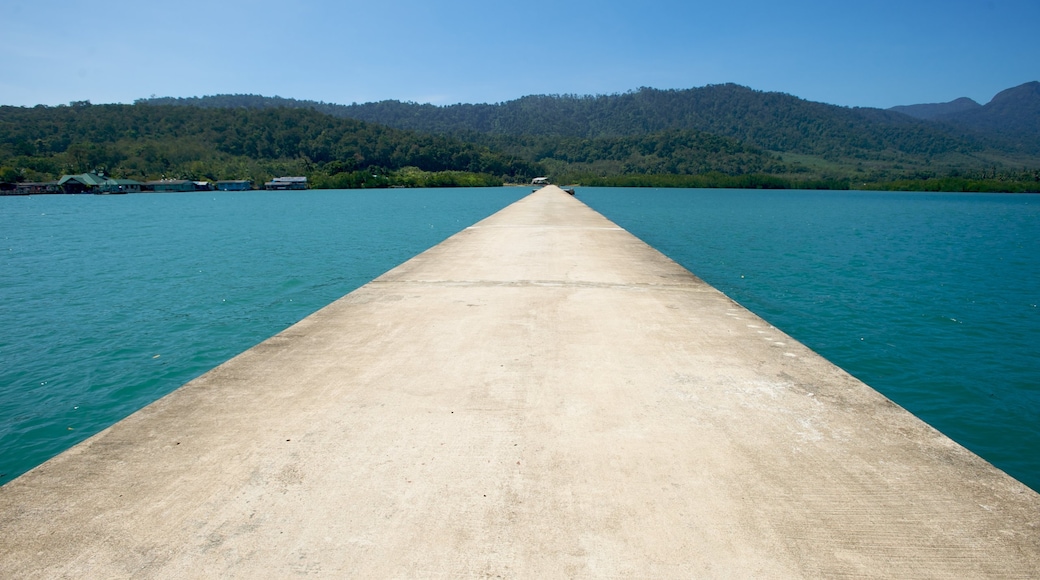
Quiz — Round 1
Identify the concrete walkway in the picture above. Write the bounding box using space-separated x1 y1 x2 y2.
2 186 1038 578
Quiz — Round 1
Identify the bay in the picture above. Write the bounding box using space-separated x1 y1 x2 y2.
1 186 1037 494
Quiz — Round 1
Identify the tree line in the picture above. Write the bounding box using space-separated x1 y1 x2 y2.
6 89 1040 193
0 103 541 187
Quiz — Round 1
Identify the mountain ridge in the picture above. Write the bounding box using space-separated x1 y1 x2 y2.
935 82 1040 143
889 97 981 120
140 82 1040 156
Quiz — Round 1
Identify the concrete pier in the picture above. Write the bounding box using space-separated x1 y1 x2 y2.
2 186 1038 578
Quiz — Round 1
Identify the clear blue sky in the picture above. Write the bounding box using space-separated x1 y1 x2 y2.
2 0 1037 109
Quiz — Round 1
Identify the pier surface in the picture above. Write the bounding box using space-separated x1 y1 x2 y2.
2 186 1038 578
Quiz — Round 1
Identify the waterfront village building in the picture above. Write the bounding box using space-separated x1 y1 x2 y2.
105 179 143 193
144 179 197 193
42 175 221 194
12 182 63 195
216 180 253 191
57 173 143 194
58 173 108 193
264 176 308 190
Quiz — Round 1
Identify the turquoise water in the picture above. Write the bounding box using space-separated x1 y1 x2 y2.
1 187 1038 493
0 188 526 484
580 188 1040 491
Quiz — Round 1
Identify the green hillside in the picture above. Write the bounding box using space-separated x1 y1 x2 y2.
141 84 1040 189
5 83 1039 192
0 103 541 188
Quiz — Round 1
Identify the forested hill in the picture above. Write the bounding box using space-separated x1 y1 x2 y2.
141 83 1040 159
0 103 541 186
338 85 981 158
933 82 1040 145
889 97 981 120
6 83 1037 192
0 100 796 189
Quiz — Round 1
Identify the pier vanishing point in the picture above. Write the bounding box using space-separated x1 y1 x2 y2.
2 186 1038 578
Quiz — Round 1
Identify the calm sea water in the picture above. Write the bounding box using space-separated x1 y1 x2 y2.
1 187 1038 492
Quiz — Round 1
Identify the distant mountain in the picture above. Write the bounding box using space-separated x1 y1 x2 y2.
887 82 1040 153
889 97 981 120
940 82 1040 148
141 85 997 160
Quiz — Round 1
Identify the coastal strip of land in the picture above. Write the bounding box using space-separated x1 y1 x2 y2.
2 186 1038 578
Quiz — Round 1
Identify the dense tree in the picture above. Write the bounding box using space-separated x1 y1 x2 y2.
0 104 541 185
136 85 1040 186
6 84 1038 193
